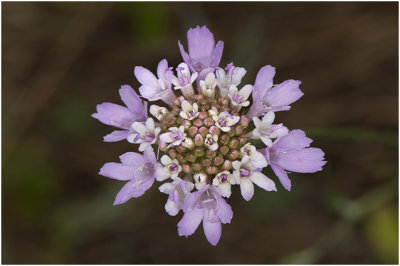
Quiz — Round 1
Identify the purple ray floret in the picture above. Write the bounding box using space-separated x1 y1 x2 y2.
178 25 224 76
177 185 233 246
260 130 326 191
246 65 304 119
92 85 147 142
99 147 163 205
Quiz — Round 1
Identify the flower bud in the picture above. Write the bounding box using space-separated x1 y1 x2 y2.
206 150 217 158
220 98 229 106
194 134 204 146
176 154 186 164
203 117 214 127
223 160 232 170
168 149 177 159
235 125 243 135
194 94 204 101
176 145 186 153
206 166 218 175
214 155 224 166
221 105 230 112
209 126 220 136
194 147 205 157
187 153 196 163
199 99 208 106
240 115 249 127
226 150 240 161
219 145 229 155
199 127 208 137
201 158 212 167
228 139 239 150
193 119 203 127
227 127 235 137
198 111 208 119
211 103 221 110
182 164 192 174
188 126 198 137
192 163 202 172
239 135 247 146
177 116 184 125
219 134 230 145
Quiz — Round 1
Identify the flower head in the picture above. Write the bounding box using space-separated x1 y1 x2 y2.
93 25 326 246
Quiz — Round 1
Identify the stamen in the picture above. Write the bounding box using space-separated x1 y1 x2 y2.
169 163 178 172
220 174 228 182
240 168 250 177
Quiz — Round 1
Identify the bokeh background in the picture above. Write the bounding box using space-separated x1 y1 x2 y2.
2 2 398 264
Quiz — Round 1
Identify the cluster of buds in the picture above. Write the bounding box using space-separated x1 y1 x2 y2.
93 25 326 246
158 94 250 188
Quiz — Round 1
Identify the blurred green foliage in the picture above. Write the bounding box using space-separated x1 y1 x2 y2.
122 2 170 44
364 206 398 263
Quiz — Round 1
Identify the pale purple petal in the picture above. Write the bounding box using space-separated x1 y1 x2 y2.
103 130 130 142
250 172 277 191
245 102 266 120
203 218 222 246
165 199 180 216
215 197 233 224
178 41 192 69
253 65 275 100
263 80 303 110
181 189 203 212
143 146 157 164
270 164 292 191
240 178 254 201
159 132 175 143
157 59 168 79
157 59 173 91
139 85 158 100
119 152 148 167
119 85 147 121
99 162 134 181
210 41 224 68
92 103 134 129
134 66 158 87
187 25 215 60
272 129 312 151
197 67 214 85
113 177 155 205
177 208 204 237
272 148 327 173
246 65 277 119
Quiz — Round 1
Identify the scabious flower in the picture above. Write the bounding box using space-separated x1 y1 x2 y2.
93 25 326 246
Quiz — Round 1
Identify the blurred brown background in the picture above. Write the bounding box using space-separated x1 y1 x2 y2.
2 2 398 264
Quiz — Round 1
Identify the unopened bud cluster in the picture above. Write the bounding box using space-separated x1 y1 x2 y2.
159 94 249 181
